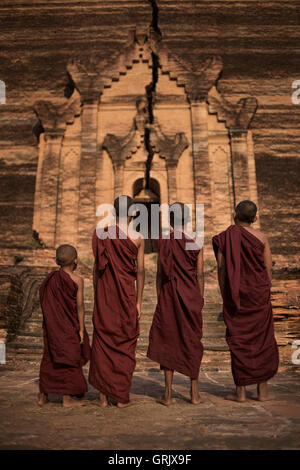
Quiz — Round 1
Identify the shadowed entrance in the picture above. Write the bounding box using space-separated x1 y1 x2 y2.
133 178 160 254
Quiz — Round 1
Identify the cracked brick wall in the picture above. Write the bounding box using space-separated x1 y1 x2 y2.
0 0 299 260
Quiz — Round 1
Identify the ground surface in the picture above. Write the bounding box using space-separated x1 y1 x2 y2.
0 366 300 450
1 255 300 450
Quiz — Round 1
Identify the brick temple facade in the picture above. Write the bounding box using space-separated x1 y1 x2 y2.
32 28 259 256
1 0 299 259
0 1 299 350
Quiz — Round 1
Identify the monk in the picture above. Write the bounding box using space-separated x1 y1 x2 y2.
147 202 204 406
212 200 279 402
38 244 91 407
89 195 145 408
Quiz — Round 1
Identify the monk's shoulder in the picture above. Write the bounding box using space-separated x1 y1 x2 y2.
130 229 144 247
69 272 84 287
250 228 268 245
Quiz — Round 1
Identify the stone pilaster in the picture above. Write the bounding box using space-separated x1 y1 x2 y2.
189 100 213 247
77 94 100 254
208 90 258 208
166 162 178 205
35 130 64 247
229 128 251 205
33 98 80 247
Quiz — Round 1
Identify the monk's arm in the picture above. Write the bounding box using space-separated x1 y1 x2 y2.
263 237 272 282
77 277 85 344
93 262 98 293
156 255 162 300
136 238 145 319
217 248 226 298
196 249 204 297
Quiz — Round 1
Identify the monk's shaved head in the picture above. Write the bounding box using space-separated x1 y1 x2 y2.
56 244 77 267
114 195 134 218
169 202 190 227
235 200 257 224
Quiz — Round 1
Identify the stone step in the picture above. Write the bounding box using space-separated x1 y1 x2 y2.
8 344 44 354
10 335 228 349
136 340 228 353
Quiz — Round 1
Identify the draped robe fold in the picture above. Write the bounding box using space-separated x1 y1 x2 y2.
39 269 90 395
147 232 204 379
89 226 139 404
212 225 279 386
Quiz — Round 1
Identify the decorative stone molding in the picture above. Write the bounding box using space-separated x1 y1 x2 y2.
103 96 149 167
207 88 258 130
150 120 188 203
150 120 188 168
155 42 222 103
33 95 81 139
67 28 153 101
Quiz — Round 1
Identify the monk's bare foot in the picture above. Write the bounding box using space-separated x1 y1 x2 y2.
156 398 172 406
117 401 133 408
225 394 247 403
190 379 201 404
191 396 203 405
157 391 173 406
225 386 246 402
62 395 86 408
99 393 109 408
37 393 48 406
257 382 274 401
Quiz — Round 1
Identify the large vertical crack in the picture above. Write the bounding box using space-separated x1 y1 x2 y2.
145 0 161 189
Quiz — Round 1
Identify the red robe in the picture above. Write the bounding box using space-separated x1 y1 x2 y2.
147 231 204 379
212 225 279 386
89 226 139 404
39 269 90 395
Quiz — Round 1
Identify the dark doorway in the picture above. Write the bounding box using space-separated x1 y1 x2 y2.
133 178 160 254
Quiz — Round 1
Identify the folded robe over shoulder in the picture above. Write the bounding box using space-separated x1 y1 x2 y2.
147 231 204 379
39 269 90 395
89 226 139 404
212 225 279 386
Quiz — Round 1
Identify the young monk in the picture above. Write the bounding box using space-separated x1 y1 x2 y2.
89 195 145 408
38 244 91 407
147 202 204 406
212 200 279 402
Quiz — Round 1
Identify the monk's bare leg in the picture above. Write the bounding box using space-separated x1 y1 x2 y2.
257 382 274 401
190 378 201 405
99 392 109 407
62 395 86 407
37 392 49 406
226 385 247 402
157 369 173 406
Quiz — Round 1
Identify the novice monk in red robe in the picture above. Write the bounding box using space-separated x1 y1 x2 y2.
89 195 145 408
147 203 204 406
38 245 91 407
212 200 279 402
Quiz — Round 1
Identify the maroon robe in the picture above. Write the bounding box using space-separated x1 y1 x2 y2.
212 225 279 386
39 269 90 395
147 231 204 379
89 226 139 404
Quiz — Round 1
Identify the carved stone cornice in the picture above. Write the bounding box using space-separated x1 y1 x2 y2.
33 96 81 140
207 88 258 131
150 120 189 167
67 28 153 101
155 41 223 103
